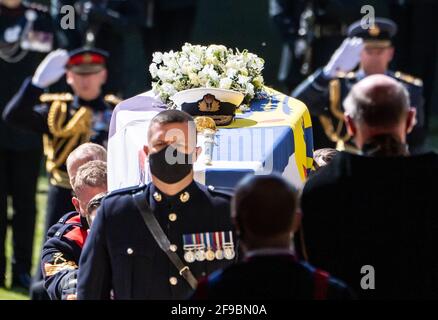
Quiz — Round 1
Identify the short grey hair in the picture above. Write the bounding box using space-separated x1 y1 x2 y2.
66 143 107 187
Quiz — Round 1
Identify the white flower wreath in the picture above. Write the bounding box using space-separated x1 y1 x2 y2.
149 43 265 111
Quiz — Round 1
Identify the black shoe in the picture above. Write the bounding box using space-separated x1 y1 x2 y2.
12 273 31 290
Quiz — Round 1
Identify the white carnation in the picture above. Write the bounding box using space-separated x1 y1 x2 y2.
152 52 163 64
238 74 250 85
161 83 177 97
245 83 255 97
219 77 232 89
149 63 158 78
156 68 174 82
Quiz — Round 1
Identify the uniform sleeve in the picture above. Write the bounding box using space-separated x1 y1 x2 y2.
41 236 80 300
77 203 112 300
2 77 49 134
291 68 331 116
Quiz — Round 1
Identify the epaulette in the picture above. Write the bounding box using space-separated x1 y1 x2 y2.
53 223 80 239
57 211 79 225
394 71 423 87
40 92 74 103
336 71 357 79
106 184 147 199
104 94 123 106
206 185 235 198
24 1 49 13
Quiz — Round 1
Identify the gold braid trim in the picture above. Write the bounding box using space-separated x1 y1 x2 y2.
104 94 122 106
47 101 92 138
329 79 344 121
318 79 350 150
44 101 93 188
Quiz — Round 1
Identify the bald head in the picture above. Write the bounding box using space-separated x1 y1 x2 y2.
344 74 410 128
343 74 415 148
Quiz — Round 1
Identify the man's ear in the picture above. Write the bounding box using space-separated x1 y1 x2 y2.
100 69 108 85
66 70 73 85
386 46 395 62
344 114 357 137
72 197 81 214
406 107 417 134
143 145 149 157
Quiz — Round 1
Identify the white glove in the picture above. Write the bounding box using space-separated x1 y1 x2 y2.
32 49 69 88
323 37 364 79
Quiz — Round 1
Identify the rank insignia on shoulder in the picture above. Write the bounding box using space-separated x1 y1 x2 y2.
182 231 235 263
394 71 423 87
335 71 356 79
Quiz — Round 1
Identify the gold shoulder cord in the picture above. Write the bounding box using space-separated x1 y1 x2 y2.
104 94 122 106
43 100 93 188
318 79 351 151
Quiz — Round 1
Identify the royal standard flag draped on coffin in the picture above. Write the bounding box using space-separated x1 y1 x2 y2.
107 87 313 191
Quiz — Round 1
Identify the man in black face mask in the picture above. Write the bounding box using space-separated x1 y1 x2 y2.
77 109 236 300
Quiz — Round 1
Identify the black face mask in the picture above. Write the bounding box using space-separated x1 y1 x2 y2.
148 144 193 184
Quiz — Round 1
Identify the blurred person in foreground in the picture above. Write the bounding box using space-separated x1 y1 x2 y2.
301 74 438 299
193 174 353 300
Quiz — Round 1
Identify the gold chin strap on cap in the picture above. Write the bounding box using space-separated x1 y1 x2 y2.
43 99 93 188
318 79 351 151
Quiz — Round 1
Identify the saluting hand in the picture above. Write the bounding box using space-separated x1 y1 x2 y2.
32 49 69 88
323 37 364 79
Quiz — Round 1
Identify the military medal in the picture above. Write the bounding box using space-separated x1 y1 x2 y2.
214 232 224 260
204 233 215 261
224 246 235 260
183 234 196 263
184 250 195 263
215 249 224 260
195 233 205 261
223 231 236 260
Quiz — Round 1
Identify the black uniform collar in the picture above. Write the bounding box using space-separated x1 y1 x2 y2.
149 180 200 210
360 134 409 157
73 95 107 112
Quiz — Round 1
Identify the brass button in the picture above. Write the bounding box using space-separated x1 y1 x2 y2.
180 191 190 203
153 192 162 202
169 244 177 252
168 213 177 222
169 277 178 286
127 248 133 255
